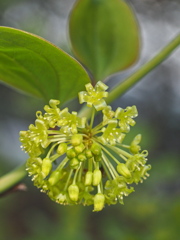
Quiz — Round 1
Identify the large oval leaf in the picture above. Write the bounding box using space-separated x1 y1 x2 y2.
0 27 90 103
69 0 140 82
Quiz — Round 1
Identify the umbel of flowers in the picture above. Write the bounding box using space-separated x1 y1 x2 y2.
20 81 151 211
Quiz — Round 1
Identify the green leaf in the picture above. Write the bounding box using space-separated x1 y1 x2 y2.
69 0 140 82
0 27 90 103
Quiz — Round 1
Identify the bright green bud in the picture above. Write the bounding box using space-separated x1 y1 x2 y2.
70 158 80 169
71 134 83 146
117 163 131 178
93 193 105 212
57 143 67 155
67 148 77 159
78 153 86 162
49 99 60 108
91 142 101 156
74 143 85 154
85 171 93 186
68 184 79 201
48 170 62 186
85 149 93 158
93 169 102 186
41 158 52 178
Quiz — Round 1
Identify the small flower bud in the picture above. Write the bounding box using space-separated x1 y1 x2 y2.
67 148 77 159
71 123 78 134
49 99 60 108
85 149 93 158
91 142 101 156
57 143 67 155
93 193 105 212
77 153 86 162
84 171 93 186
70 158 80 169
117 163 132 178
74 143 85 154
48 170 62 186
68 184 79 202
71 134 83 146
41 158 52 178
93 169 102 186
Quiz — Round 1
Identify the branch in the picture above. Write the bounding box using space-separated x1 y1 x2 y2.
107 34 180 104
0 163 27 195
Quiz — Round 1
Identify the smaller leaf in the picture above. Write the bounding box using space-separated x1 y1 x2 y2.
69 0 140 81
0 27 90 103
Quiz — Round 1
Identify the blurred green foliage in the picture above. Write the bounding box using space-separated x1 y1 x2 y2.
0 0 180 239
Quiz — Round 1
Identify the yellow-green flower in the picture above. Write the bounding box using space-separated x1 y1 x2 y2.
78 81 108 111
20 81 151 212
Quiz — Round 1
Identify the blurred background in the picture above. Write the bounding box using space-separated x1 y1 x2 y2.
0 0 180 239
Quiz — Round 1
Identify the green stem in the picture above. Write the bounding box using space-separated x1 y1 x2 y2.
90 106 95 128
97 184 101 193
64 169 73 191
88 157 93 171
108 144 132 159
102 153 117 178
101 158 112 180
73 163 82 184
100 144 120 165
57 157 69 170
0 162 27 194
107 34 180 104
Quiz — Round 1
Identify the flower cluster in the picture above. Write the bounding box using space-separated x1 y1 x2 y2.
20 81 151 211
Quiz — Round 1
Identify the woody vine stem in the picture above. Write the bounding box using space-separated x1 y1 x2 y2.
0 33 180 196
